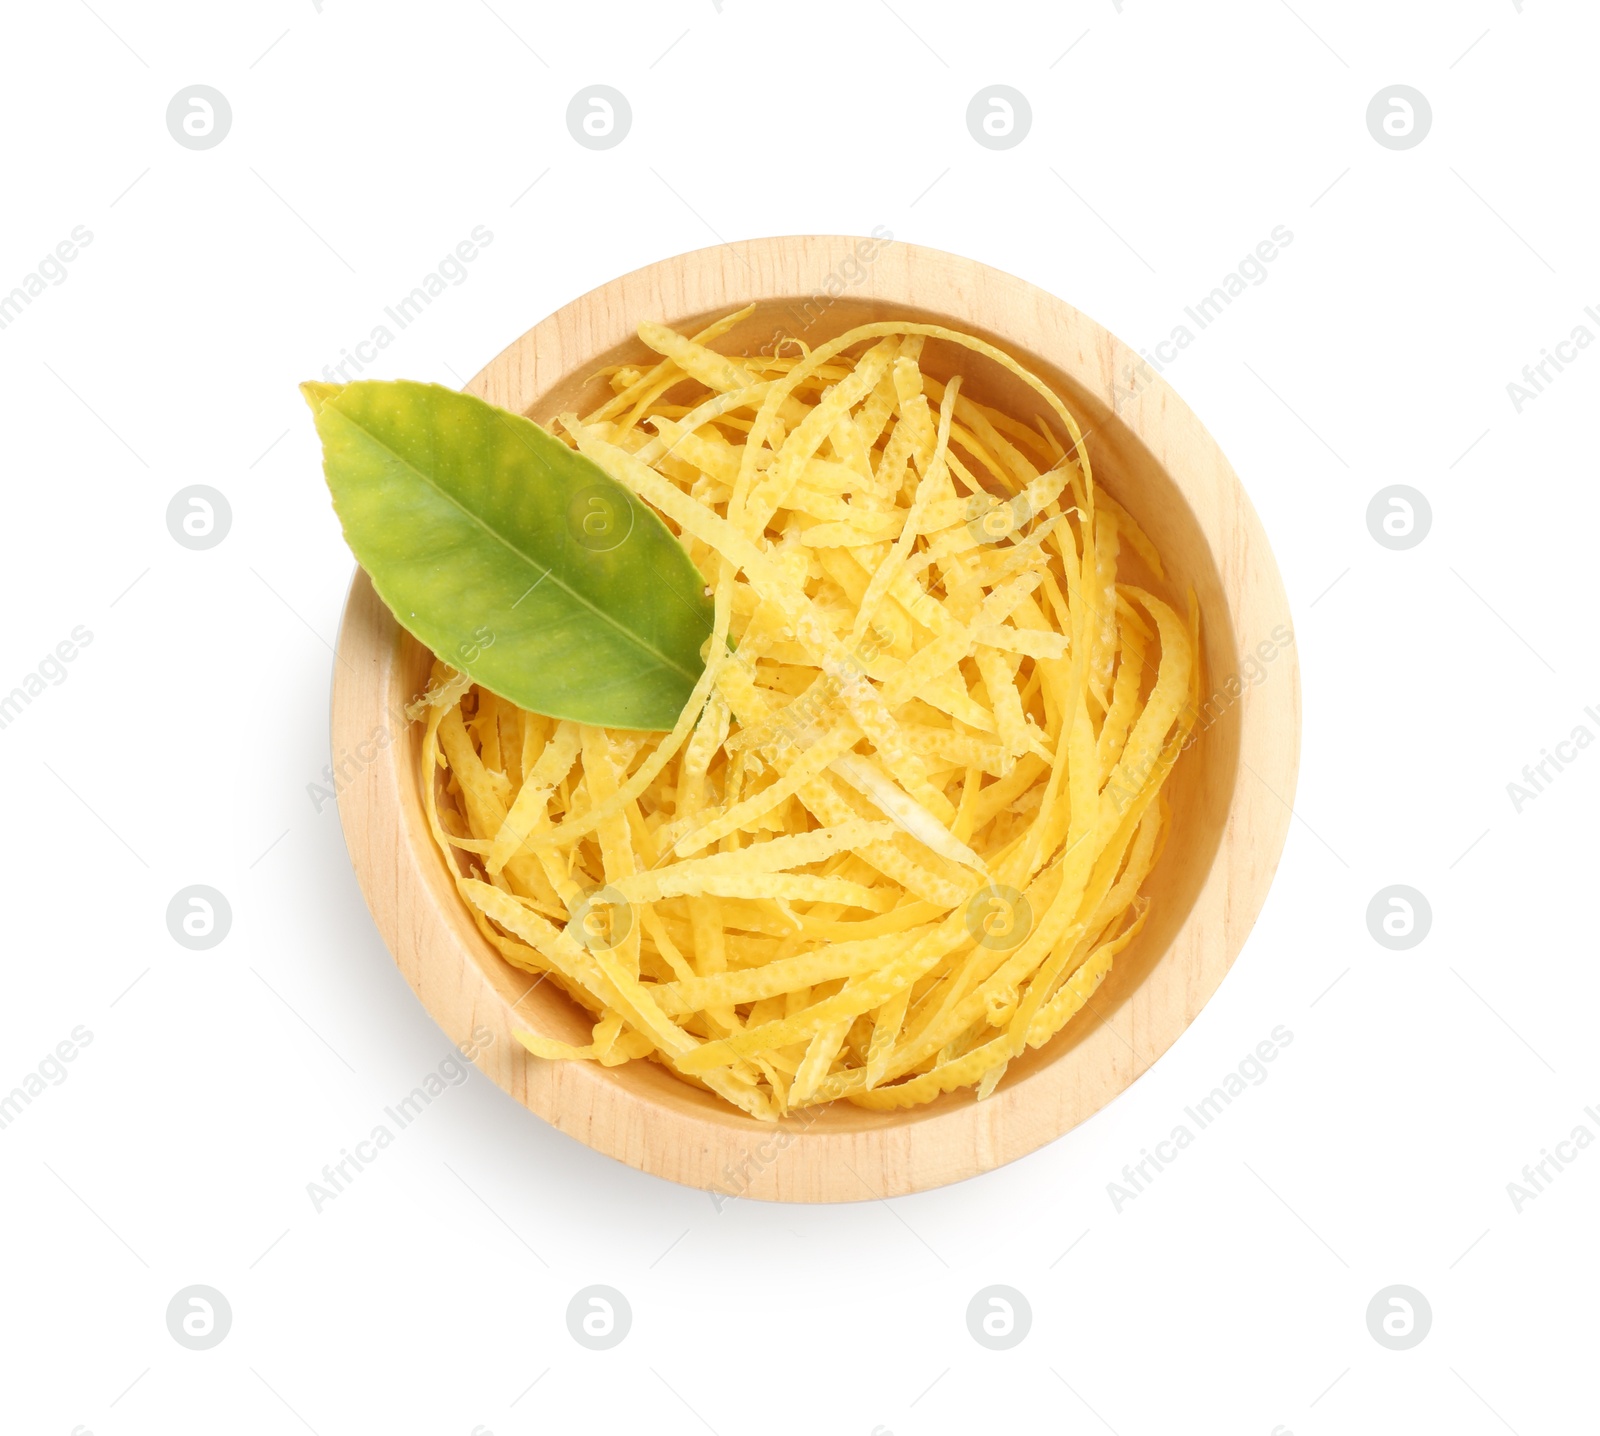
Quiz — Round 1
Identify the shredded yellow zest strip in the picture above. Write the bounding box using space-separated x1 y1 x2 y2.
419 312 1199 1120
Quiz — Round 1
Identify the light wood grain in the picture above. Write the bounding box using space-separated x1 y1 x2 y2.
330 236 1301 1201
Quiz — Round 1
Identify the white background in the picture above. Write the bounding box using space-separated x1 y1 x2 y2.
2 1 1595 1432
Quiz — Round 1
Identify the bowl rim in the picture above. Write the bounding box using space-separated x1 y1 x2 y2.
330 234 1301 1202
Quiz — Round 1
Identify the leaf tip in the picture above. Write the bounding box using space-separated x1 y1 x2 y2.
300 380 343 414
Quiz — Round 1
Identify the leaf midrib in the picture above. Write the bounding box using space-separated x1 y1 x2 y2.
337 402 702 685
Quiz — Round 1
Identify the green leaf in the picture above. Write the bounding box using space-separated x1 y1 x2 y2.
302 379 713 731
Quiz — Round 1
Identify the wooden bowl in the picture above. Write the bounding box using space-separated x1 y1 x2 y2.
331 236 1300 1201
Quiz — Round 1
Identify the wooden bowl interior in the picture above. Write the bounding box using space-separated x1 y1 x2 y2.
393 294 1242 1133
